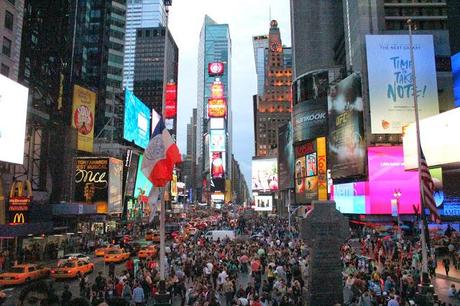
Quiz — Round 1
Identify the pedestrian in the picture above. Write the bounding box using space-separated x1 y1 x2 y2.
61 285 72 306
132 282 145 306
122 280 132 303
109 262 116 279
443 257 451 276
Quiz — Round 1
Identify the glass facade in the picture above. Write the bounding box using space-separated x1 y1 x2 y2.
253 35 268 96
123 0 165 91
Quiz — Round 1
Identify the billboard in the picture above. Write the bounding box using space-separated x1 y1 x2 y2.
294 141 316 203
124 152 139 197
366 35 439 134
8 180 32 225
331 182 368 214
211 80 224 99
328 73 366 180
210 151 225 179
277 123 294 190
210 118 225 129
210 129 226 151
124 90 151 149
74 158 109 213
435 168 460 216
252 158 278 192
108 158 123 214
210 177 225 193
403 107 460 169
254 195 273 212
208 62 224 76
0 75 29 164
208 98 227 118
165 82 177 119
72 85 96 153
367 146 420 214
292 70 329 142
453 52 460 108
134 154 152 200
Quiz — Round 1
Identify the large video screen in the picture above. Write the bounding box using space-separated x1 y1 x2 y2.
124 90 151 149
0 75 29 164
253 195 273 212
366 35 439 134
277 123 294 190
252 158 278 192
134 154 153 200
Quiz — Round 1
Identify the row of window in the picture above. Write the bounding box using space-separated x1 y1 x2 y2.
2 36 11 57
385 19 447 30
4 9 13 30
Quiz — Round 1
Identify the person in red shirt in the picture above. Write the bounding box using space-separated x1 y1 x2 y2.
126 258 134 275
114 279 124 297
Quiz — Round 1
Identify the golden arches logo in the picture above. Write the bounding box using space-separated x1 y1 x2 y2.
9 180 33 199
12 213 25 224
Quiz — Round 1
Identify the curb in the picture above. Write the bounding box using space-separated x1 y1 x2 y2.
436 273 460 283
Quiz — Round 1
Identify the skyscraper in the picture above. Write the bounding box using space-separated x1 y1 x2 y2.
254 20 292 157
133 27 178 135
0 0 24 81
196 15 232 205
123 0 166 91
252 35 268 96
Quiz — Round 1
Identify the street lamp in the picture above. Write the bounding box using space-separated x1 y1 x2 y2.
393 188 402 241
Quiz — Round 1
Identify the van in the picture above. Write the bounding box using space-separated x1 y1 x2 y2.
204 230 235 242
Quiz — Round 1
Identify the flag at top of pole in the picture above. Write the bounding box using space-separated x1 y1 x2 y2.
420 146 441 223
141 109 181 187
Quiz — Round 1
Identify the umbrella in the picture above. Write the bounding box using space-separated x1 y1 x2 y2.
257 248 265 256
239 255 249 263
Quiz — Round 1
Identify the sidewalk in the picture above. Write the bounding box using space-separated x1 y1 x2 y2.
436 257 460 283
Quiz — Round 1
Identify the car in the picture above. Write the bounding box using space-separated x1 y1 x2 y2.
50 259 94 279
145 230 160 243
0 264 50 286
104 248 130 264
59 253 90 264
95 246 112 257
138 245 158 259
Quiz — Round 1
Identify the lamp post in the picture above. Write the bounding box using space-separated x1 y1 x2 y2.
393 189 402 241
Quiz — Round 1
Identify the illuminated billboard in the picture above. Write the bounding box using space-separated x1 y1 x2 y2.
210 151 225 179
108 158 123 214
331 182 368 214
328 73 366 180
403 107 460 170
208 62 224 76
72 85 96 152
165 82 177 119
211 80 224 99
253 195 273 212
0 75 29 164
210 129 225 151
277 123 294 190
208 98 227 118
134 154 152 200
252 158 278 192
210 118 225 129
210 177 225 193
124 90 151 149
453 52 460 107
366 35 439 134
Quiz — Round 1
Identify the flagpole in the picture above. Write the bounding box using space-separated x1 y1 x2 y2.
159 186 166 280
407 18 429 275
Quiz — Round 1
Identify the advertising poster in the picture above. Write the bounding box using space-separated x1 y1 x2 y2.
124 153 139 197
331 182 368 214
211 152 225 179
171 174 178 197
210 118 225 129
108 158 123 214
367 146 420 214
124 90 151 149
294 141 316 204
208 62 225 76
254 195 273 212
306 153 317 176
210 129 226 151
210 177 225 193
211 80 224 99
0 75 29 164
208 98 227 118
74 158 109 213
317 137 327 200
71 85 96 153
366 35 439 134
165 83 177 119
452 52 460 107
328 73 366 180
251 158 278 192
134 154 152 200
277 123 294 190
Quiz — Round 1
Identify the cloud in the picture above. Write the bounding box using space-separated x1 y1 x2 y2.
168 0 291 189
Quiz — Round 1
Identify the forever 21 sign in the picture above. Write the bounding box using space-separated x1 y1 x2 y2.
74 158 109 204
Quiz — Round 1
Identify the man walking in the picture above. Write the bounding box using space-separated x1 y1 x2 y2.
132 282 145 306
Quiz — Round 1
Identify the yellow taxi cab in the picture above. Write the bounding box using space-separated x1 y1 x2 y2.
104 248 130 263
145 230 160 242
0 264 50 286
138 245 158 259
50 259 94 279
95 245 112 257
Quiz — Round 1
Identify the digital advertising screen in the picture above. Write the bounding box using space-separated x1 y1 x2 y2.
331 182 368 214
165 83 177 119
294 141 315 203
124 152 139 197
328 73 366 180
210 118 225 129
208 62 225 76
252 158 278 192
108 158 123 214
210 129 226 152
210 177 225 193
253 195 273 212
210 151 225 179
0 75 29 164
452 52 460 108
278 123 294 190
134 154 153 200
208 98 227 118
211 80 224 99
366 35 439 134
72 85 96 153
124 90 151 149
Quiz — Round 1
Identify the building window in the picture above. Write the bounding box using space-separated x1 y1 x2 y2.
4 10 13 30
2 37 12 57
7 0 15 5
1 63 9 76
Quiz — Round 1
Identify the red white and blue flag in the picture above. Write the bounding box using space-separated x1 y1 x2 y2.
141 109 181 222
420 147 440 223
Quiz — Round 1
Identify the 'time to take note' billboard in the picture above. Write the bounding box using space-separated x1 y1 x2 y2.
0 75 29 164
366 35 439 134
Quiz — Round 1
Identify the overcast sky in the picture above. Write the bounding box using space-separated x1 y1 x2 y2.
168 0 291 187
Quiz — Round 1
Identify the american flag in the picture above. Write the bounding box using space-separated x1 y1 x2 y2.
420 147 441 223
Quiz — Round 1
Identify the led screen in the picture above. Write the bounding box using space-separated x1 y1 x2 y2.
210 129 226 151
331 182 368 214
252 158 278 192
253 195 273 212
134 154 153 200
124 90 151 149
0 75 29 164
452 52 460 107
210 152 225 179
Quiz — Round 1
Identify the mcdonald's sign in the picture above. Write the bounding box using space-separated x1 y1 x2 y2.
10 212 26 224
